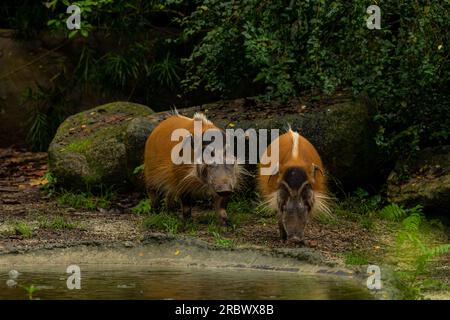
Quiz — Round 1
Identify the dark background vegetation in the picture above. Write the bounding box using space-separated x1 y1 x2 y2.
1 0 449 161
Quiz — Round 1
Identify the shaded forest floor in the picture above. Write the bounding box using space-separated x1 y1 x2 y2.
0 148 449 299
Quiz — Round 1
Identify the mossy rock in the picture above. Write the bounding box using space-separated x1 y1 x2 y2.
48 102 156 188
387 146 450 215
145 95 380 190
49 96 380 192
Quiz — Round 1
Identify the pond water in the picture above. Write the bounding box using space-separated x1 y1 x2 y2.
0 266 374 300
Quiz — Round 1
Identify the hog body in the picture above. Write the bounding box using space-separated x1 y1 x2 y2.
144 112 241 225
258 129 330 244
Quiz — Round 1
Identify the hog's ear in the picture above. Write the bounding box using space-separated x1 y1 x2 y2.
310 163 323 184
299 182 314 207
195 163 208 182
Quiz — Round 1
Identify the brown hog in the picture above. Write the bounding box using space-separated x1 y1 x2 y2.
144 112 242 225
258 129 331 244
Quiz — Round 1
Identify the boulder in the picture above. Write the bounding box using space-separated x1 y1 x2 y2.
387 146 450 215
159 95 380 190
49 95 381 191
48 102 155 188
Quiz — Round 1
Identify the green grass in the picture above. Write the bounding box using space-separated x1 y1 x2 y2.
58 188 114 210
11 221 33 239
20 284 39 300
211 231 234 247
344 250 369 265
133 164 144 175
132 199 152 215
143 213 182 234
227 199 252 224
333 188 383 229
66 139 92 153
38 216 79 230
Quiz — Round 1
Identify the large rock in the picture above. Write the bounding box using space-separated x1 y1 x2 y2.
154 95 380 190
49 95 380 191
387 146 450 215
48 102 155 188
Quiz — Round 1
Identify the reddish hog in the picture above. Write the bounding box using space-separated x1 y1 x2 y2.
144 112 242 225
258 129 330 244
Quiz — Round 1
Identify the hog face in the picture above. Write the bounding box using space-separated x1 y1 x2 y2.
277 167 314 244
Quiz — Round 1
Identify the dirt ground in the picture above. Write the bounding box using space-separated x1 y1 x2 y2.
0 148 376 256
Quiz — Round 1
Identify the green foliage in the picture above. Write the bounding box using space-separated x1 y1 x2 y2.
12 221 33 239
132 199 152 215
44 0 184 107
5 0 449 156
38 216 78 230
180 0 450 154
211 231 234 248
133 164 144 175
226 196 254 228
40 171 58 194
334 188 382 229
57 188 114 210
143 213 182 234
344 251 369 266
2 1 49 39
380 203 450 299
149 53 181 89
379 203 408 222
20 284 39 300
21 85 68 151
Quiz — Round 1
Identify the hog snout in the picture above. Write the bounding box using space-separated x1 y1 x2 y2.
216 190 232 197
214 180 234 194
287 235 305 245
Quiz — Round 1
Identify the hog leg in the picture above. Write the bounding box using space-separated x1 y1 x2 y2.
215 194 230 226
278 215 287 241
165 193 178 212
147 187 161 213
180 194 192 220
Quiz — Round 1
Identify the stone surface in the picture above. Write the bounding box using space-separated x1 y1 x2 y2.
48 101 155 188
387 145 450 215
49 95 381 190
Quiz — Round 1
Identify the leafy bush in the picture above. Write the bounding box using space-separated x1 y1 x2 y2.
378 203 450 299
132 199 153 215
4 1 449 156
180 0 450 155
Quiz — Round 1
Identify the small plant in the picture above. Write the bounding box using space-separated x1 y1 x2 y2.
39 217 78 230
149 53 181 89
39 171 58 194
12 222 33 239
379 203 410 222
58 188 114 211
58 192 97 210
143 214 182 234
132 199 152 215
133 164 144 175
20 285 39 300
211 231 234 248
382 203 450 299
344 251 369 265
227 198 253 229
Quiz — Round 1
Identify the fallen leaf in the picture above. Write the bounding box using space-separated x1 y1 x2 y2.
29 178 49 186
